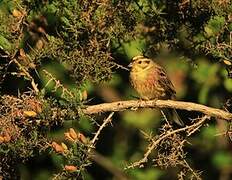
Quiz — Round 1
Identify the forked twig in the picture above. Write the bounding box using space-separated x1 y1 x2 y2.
91 112 114 146
124 116 209 169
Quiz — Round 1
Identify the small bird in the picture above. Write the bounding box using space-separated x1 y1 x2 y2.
128 55 184 126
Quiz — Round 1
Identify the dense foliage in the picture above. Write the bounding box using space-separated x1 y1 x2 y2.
0 0 231 179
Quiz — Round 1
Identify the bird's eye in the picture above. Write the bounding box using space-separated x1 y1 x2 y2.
138 61 142 64
145 60 150 64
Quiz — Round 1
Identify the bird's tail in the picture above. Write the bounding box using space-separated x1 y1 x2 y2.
162 108 184 126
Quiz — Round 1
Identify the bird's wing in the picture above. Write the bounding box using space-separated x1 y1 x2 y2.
155 65 176 99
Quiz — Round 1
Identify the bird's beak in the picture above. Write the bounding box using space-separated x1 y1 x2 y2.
128 62 133 68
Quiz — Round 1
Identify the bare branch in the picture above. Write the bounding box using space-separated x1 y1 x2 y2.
12 58 39 93
90 112 114 146
86 113 129 179
124 116 209 169
82 99 232 121
181 159 202 180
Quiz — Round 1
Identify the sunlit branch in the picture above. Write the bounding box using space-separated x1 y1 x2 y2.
82 99 232 121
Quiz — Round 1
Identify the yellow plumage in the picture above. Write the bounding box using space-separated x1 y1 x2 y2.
129 55 184 126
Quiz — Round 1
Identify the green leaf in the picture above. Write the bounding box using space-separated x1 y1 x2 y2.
193 33 205 43
204 26 214 37
228 23 232 31
0 35 11 50
60 16 71 26
204 16 225 37
224 78 232 92
122 39 147 60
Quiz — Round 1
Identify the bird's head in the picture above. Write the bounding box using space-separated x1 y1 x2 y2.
128 55 154 72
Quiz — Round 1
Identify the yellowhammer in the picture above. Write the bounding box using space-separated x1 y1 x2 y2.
129 55 184 126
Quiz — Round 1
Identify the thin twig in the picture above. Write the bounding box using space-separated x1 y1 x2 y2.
124 116 209 169
12 58 39 93
182 159 202 180
87 112 130 179
91 112 114 146
82 99 232 121
42 70 74 98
